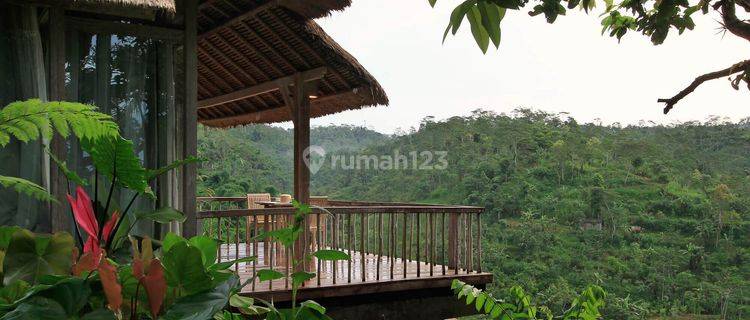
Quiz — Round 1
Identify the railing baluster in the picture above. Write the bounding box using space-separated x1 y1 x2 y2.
217 217 222 262
332 213 338 285
430 212 435 277
407 214 413 262
235 217 240 273
476 212 482 273
402 213 407 279
377 212 383 281
390 212 395 280
416 212 421 278
285 212 290 290
317 212 321 286
441 212 446 276
252 212 258 291
467 213 472 274
360 212 366 282
454 214 460 275
347 214 352 283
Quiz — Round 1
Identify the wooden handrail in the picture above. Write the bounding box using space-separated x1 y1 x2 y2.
197 205 483 219
198 202 485 295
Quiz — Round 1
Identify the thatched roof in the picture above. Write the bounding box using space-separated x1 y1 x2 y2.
73 0 176 12
196 1 388 127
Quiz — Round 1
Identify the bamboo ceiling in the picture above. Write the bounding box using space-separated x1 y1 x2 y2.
196 0 389 127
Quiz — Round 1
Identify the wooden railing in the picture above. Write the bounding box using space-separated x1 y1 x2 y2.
196 198 484 293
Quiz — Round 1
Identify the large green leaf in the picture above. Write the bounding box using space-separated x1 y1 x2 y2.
291 271 315 288
145 156 201 181
161 232 187 253
161 242 213 295
80 309 116 320
34 278 90 317
256 269 284 282
312 250 350 261
161 275 239 320
189 236 218 268
81 136 152 198
135 207 186 224
3 230 73 285
0 297 66 320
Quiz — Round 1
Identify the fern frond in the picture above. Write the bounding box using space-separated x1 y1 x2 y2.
0 175 57 203
0 99 119 147
45 148 88 187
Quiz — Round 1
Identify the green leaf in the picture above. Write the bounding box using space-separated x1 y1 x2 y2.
34 278 91 316
443 0 477 43
80 136 152 198
209 257 256 272
312 250 350 261
162 232 187 253
262 228 300 248
468 6 490 53
80 309 116 320
162 275 239 320
188 236 219 268
3 230 73 285
479 1 505 48
0 176 56 203
428 0 438 7
291 271 315 288
256 269 285 282
229 294 269 315
161 242 213 295
145 156 202 181
0 100 118 148
300 300 327 315
136 207 186 224
0 296 67 320
476 292 486 312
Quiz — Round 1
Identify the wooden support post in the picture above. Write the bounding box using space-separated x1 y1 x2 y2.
181 0 199 237
48 6 67 233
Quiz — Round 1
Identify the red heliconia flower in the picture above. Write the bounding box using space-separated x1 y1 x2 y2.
66 186 120 259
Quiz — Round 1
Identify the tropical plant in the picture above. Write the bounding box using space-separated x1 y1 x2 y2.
451 279 606 319
220 201 350 320
0 99 119 202
428 0 749 113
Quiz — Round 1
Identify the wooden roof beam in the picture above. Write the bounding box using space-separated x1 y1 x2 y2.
198 67 327 109
199 86 371 125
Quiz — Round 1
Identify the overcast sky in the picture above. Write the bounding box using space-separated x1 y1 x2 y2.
291 1 749 134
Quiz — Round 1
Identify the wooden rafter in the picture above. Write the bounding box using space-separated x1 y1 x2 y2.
198 2 276 41
255 12 337 93
268 10 349 90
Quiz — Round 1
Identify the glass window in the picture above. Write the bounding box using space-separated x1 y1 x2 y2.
65 31 178 236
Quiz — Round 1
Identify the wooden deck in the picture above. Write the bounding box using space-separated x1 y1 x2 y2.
220 243 493 302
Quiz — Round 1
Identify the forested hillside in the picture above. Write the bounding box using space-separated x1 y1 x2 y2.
198 109 750 319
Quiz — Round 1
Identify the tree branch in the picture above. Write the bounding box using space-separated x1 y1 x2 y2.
719 0 750 41
659 59 750 114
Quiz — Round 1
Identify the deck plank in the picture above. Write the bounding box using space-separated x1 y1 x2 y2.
219 243 493 302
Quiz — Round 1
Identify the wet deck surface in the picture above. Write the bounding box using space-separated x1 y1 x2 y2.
219 243 493 301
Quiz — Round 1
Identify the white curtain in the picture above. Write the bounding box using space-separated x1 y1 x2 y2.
0 4 47 230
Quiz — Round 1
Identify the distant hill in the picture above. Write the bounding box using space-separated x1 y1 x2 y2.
198 109 750 319
197 124 388 196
